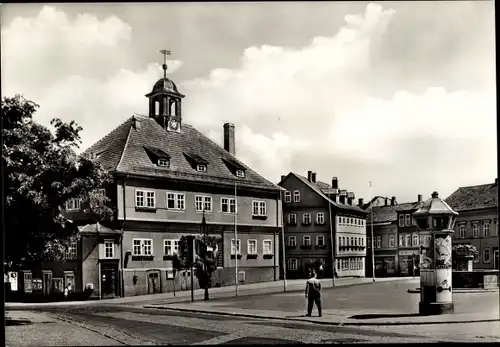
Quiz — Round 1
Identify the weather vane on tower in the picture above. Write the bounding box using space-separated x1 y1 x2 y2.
159 49 171 79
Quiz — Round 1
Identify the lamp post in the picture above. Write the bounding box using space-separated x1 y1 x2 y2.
413 191 458 315
369 181 375 282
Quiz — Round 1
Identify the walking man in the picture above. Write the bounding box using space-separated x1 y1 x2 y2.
305 270 322 317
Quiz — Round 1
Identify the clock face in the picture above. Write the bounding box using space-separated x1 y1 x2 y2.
169 118 179 130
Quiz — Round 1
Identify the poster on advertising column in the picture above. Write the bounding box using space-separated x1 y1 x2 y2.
435 234 452 269
435 268 452 302
419 233 434 269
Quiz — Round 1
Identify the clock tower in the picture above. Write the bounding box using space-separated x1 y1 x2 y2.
145 49 185 132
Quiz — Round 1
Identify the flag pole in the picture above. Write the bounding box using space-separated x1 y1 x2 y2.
234 180 239 297
370 181 376 283
328 193 335 287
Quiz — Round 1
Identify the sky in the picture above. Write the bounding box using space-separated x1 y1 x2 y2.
1 1 496 204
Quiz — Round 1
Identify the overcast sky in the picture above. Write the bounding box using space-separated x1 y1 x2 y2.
1 2 496 203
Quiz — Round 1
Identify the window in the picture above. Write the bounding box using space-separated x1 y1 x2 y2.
405 234 411 248
483 248 491 263
284 191 291 203
350 218 353 225
412 217 417 226
167 192 185 210
389 235 395 248
252 201 267 216
342 258 349 270
293 190 300 202
360 237 364 246
339 236 342 247
32 278 42 291
459 224 465 238
289 258 297 270
288 213 297 225
164 239 179 256
236 170 245 178
158 158 169 167
405 214 411 226
354 237 357 246
24 272 33 293
399 234 404 247
399 215 404 227
221 197 237 214
361 220 364 227
483 223 490 237
64 241 77 260
231 239 241 255
288 236 296 247
472 223 479 237
52 278 64 293
302 213 311 224
263 240 272 255
316 236 325 247
247 239 257 255
412 233 419 247
136 190 155 208
303 236 311 246
197 164 207 172
376 236 382 249
132 239 153 256
316 213 325 225
474 252 479 263
104 241 114 258
65 198 81 211
195 195 212 212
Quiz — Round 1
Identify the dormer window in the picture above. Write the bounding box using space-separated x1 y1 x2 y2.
144 146 170 168
158 158 169 167
197 164 207 172
222 158 246 178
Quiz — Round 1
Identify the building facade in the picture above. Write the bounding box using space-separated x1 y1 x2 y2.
279 172 367 279
365 195 424 277
446 179 499 270
20 59 283 299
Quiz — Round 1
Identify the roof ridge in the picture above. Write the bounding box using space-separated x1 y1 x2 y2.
84 116 134 154
116 123 133 170
458 182 495 189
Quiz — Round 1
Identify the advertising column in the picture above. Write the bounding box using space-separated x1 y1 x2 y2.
434 232 453 303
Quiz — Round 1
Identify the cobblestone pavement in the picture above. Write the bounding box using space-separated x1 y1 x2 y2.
5 311 123 346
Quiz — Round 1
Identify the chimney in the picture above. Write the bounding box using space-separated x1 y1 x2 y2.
418 194 423 202
223 123 236 155
307 171 312 182
331 177 338 189
391 196 396 206
132 116 141 130
311 172 317 183
358 198 364 206
385 198 389 206
495 178 498 186
280 175 286 182
347 197 353 205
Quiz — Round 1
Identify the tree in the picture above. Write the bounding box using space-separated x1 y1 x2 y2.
174 212 221 300
2 95 113 270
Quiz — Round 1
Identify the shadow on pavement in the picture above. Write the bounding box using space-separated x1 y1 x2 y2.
349 313 421 320
5 319 34 326
222 337 304 344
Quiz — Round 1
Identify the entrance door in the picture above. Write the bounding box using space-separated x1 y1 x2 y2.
147 271 161 294
101 268 117 298
43 272 52 296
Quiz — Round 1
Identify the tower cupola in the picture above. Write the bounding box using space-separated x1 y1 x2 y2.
145 49 185 132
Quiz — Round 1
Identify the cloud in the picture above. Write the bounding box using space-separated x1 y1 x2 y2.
1 3 496 203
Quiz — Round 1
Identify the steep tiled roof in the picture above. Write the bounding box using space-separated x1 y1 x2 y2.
367 201 424 224
83 116 279 191
445 182 498 212
292 174 366 214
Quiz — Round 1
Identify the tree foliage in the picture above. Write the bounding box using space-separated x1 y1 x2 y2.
2 95 113 269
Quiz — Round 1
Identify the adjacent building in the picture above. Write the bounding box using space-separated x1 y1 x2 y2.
20 58 283 299
365 195 424 277
445 179 499 270
279 172 367 279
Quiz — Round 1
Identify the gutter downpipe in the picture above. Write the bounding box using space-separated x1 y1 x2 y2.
120 174 129 297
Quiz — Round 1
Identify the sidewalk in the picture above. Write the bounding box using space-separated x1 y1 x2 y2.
144 278 500 327
6 276 408 309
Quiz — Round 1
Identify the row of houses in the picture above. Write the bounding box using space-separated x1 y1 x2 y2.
10 57 498 300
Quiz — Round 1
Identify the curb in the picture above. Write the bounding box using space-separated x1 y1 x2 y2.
144 305 500 327
407 288 499 294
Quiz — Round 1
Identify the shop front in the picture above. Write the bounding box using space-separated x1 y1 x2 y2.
374 255 397 277
398 250 419 276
